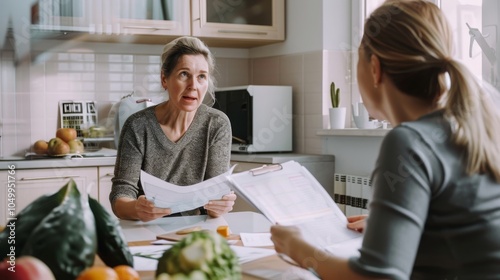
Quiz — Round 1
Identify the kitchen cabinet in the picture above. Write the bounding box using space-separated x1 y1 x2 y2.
32 0 190 37
31 0 89 31
192 0 285 47
30 0 284 47
109 0 190 37
0 167 99 225
98 166 116 216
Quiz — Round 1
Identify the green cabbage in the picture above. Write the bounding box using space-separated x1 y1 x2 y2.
156 230 241 280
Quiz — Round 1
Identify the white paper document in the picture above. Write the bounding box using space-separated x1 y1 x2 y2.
130 244 276 271
228 161 362 249
244 266 320 280
141 166 235 214
240 232 274 247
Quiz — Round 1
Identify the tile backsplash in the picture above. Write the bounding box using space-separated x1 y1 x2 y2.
1 42 348 158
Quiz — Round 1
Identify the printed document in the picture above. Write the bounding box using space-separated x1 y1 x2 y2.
141 166 235 214
228 161 362 248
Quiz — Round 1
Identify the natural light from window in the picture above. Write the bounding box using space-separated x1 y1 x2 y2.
364 0 488 84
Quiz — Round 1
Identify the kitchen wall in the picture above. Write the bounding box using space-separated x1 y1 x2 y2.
0 42 253 157
1 0 370 176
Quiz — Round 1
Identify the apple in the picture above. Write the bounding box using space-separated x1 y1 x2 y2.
67 139 84 154
0 256 55 280
47 137 70 156
33 140 49 155
56 128 77 143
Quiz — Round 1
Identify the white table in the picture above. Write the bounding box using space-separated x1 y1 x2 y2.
119 211 272 242
119 211 297 280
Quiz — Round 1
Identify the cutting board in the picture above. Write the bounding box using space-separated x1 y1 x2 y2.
156 215 242 245
157 229 240 243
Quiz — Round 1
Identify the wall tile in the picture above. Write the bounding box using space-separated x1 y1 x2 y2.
135 55 161 64
279 54 304 117
304 137 323 155
2 44 341 157
225 58 249 87
292 115 305 153
251 57 279 85
214 58 229 87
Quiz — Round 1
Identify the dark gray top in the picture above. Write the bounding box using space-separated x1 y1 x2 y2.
349 110 500 279
110 104 232 215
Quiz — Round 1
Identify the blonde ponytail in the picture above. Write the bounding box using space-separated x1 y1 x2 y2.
442 61 500 182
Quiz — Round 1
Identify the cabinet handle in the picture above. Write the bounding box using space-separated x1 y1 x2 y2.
104 173 114 177
20 175 81 181
123 26 173 30
217 30 268 35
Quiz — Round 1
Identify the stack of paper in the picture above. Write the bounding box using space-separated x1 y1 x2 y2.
228 161 363 249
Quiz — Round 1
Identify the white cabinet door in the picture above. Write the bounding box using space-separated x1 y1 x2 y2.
112 0 190 36
32 0 191 36
98 166 116 217
0 167 98 225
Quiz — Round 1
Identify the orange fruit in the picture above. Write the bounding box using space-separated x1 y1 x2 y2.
114 265 140 280
217 225 230 237
76 266 119 280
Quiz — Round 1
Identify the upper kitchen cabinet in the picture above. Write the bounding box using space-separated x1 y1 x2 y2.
29 0 284 47
31 0 190 42
110 0 190 37
31 0 89 32
191 0 285 47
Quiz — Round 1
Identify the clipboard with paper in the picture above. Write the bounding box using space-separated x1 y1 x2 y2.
228 160 362 249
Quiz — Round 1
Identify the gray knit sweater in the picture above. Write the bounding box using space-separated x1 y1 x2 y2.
110 104 232 215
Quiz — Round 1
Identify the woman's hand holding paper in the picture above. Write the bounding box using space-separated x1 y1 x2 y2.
135 195 172 222
205 192 237 218
346 214 368 233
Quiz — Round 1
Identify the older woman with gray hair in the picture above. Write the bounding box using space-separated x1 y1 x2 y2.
110 36 235 222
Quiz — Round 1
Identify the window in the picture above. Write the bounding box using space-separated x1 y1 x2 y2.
359 0 498 89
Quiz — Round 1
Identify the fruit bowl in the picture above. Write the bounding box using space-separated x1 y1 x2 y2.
25 152 84 159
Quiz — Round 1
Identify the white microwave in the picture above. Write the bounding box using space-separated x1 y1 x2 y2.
213 85 293 153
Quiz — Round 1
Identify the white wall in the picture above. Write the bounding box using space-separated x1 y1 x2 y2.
323 135 383 176
250 0 352 58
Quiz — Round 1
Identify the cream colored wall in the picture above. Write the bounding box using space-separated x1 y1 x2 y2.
248 48 353 155
250 51 323 155
0 43 253 157
0 46 352 158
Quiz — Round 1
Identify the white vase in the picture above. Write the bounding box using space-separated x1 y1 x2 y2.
329 107 346 129
352 102 377 129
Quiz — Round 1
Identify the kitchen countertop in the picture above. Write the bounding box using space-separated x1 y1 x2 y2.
230 153 335 164
0 152 334 170
0 156 117 170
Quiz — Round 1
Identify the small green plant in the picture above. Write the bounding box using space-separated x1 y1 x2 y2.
330 82 340 108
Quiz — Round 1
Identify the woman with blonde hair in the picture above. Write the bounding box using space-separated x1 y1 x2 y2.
271 1 500 279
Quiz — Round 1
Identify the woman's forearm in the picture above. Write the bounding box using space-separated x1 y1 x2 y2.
112 197 139 220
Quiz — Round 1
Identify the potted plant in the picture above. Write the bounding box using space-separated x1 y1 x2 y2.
329 82 346 129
